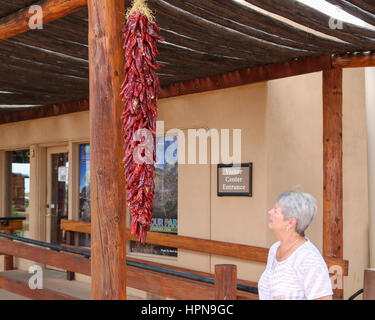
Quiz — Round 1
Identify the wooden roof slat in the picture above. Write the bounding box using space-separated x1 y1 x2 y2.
154 3 302 66
190 0 357 53
0 82 87 100
158 43 253 69
0 51 88 79
12 32 88 60
0 88 88 106
0 0 37 18
156 13 268 63
2 39 88 70
153 0 318 60
0 93 83 105
160 0 321 56
244 0 375 50
346 0 375 15
0 64 88 97
36 16 88 44
325 0 375 27
159 29 262 63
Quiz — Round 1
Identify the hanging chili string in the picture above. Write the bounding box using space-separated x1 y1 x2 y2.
120 0 164 244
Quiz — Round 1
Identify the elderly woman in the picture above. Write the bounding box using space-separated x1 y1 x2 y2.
258 191 333 300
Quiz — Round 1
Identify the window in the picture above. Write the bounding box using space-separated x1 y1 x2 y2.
76 136 178 256
6 150 30 237
130 135 178 257
78 143 91 247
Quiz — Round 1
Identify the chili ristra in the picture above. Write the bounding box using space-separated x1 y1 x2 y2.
120 10 164 244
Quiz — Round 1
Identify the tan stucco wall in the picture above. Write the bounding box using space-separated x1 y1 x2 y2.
0 68 369 299
366 67 375 268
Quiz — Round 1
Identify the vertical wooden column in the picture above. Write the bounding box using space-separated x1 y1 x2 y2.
323 68 344 299
88 0 127 299
364 269 375 300
66 231 75 280
214 264 237 300
3 229 14 271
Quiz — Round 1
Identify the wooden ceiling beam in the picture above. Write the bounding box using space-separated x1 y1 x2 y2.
0 0 87 40
332 51 375 68
0 100 89 124
160 55 332 98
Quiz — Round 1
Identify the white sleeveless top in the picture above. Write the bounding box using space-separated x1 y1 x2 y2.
258 239 333 300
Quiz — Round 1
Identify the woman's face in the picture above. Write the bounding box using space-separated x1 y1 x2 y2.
268 202 289 232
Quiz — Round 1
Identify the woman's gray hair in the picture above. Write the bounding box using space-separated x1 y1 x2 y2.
277 191 317 236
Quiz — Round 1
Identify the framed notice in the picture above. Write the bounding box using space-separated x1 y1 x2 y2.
217 163 252 197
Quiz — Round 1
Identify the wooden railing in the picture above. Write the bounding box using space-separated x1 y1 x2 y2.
0 219 348 300
0 219 24 271
61 219 349 276
60 219 349 300
0 234 256 300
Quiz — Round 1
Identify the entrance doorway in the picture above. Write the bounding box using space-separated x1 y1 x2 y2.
46 147 69 246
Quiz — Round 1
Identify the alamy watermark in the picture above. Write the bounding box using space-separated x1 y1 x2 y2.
28 265 43 290
28 5 43 30
328 6 344 30
329 265 343 290
132 121 242 166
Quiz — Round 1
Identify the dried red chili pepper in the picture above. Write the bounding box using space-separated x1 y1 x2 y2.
120 9 164 244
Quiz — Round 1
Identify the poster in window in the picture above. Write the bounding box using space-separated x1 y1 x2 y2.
130 135 178 257
79 144 91 247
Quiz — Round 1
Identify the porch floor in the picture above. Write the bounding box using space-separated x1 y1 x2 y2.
0 269 145 300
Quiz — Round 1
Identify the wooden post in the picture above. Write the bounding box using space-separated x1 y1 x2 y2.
323 68 344 299
66 231 75 280
88 0 127 299
214 264 237 300
364 269 375 300
3 229 14 271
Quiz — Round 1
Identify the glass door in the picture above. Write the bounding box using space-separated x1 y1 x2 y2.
46 147 69 246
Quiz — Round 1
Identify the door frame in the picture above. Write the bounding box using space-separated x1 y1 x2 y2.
45 145 69 244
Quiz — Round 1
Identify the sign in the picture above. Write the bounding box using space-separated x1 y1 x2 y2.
217 163 252 196
58 166 67 183
130 135 178 257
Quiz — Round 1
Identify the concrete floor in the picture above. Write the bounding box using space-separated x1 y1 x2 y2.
0 269 145 300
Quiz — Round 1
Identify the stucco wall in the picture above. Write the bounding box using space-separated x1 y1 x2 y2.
0 69 369 299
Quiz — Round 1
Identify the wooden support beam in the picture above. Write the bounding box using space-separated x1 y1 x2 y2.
66 231 75 281
215 265 237 300
159 55 332 98
127 266 215 300
0 275 79 300
3 230 15 271
364 269 375 300
0 238 90 275
0 0 87 40
323 68 344 299
0 100 89 125
61 219 91 234
333 51 375 69
88 0 126 300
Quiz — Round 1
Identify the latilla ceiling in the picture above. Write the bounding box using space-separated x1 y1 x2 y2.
0 0 374 112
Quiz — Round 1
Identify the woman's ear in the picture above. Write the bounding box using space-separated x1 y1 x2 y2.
289 218 297 231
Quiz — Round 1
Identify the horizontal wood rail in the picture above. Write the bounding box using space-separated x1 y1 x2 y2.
0 238 90 275
0 236 254 300
0 0 87 40
60 219 348 276
128 264 215 300
60 243 258 300
0 220 23 232
0 275 79 300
